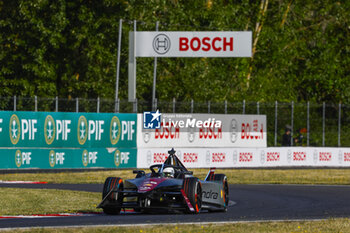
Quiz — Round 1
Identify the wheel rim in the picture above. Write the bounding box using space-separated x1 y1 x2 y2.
223 178 229 206
195 182 202 212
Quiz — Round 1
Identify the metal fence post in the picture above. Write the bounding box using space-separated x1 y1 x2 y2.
190 99 194 113
116 98 120 113
13 96 16 111
154 98 158 111
55 96 58 112
208 101 211 113
152 21 159 111
257 101 260 115
35 96 37 112
172 98 176 113
224 100 227 114
133 99 138 113
307 101 310 146
322 102 325 147
242 100 245 114
274 101 278 146
76 98 79 113
114 19 122 113
338 103 341 147
291 101 294 146
97 97 100 113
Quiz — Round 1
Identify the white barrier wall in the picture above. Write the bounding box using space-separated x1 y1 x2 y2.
137 147 350 168
137 114 267 148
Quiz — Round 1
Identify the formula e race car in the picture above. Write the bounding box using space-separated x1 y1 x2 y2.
97 148 229 214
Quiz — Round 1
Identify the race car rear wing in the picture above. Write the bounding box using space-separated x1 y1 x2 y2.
205 167 216 181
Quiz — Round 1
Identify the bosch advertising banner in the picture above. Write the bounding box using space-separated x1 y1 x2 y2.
0 111 137 169
134 31 252 57
137 147 350 168
138 113 267 148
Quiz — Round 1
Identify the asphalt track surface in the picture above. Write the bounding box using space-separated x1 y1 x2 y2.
1 183 350 228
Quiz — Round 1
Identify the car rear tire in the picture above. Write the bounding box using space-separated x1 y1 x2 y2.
183 177 202 214
208 174 229 212
102 177 123 215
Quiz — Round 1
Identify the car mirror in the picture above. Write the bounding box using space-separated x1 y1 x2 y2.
133 170 145 177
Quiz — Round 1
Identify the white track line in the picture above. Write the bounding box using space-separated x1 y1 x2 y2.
242 184 350 188
0 180 47 184
0 213 101 219
0 218 341 231
0 211 148 219
228 200 236 206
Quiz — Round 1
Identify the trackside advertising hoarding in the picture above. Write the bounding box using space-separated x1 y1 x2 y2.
137 147 350 168
0 148 137 169
5 111 350 169
128 31 251 101
0 111 137 169
134 31 252 57
1 111 136 148
138 113 267 148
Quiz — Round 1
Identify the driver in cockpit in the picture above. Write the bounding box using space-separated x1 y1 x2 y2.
163 167 175 178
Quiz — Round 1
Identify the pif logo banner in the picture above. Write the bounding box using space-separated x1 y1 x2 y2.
0 111 137 148
0 148 137 169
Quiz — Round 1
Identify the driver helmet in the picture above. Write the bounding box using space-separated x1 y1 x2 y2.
163 167 175 178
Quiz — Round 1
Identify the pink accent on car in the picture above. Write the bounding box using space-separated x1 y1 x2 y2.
138 178 167 193
181 189 194 212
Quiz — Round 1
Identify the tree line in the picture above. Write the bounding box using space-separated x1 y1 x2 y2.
1 0 349 104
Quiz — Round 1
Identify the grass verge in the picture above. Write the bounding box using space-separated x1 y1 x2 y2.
1 169 350 185
0 188 100 215
11 218 350 233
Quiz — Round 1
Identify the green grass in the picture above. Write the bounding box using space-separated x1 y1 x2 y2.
1 169 350 185
10 218 350 233
0 188 100 215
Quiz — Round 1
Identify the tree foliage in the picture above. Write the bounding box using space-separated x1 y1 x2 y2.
0 0 349 104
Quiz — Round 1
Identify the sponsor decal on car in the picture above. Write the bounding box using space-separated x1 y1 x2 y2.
202 190 219 199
